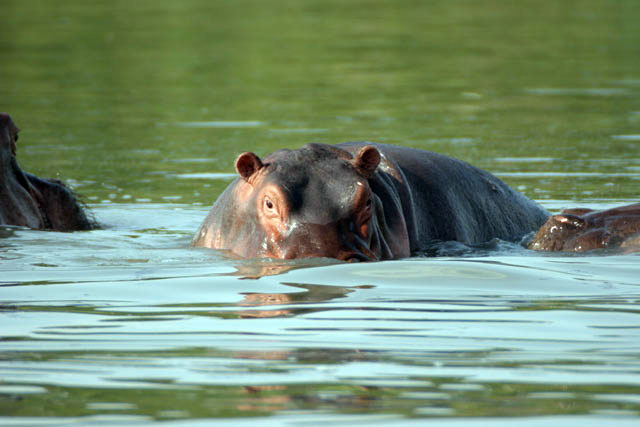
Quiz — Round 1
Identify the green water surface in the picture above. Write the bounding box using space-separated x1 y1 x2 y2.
3 0 639 204
1 0 640 424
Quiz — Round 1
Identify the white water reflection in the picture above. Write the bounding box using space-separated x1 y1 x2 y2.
612 135 640 141
496 172 640 178
171 121 265 128
525 88 629 96
494 157 554 163
174 173 237 180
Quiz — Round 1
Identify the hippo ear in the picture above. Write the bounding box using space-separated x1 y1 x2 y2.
353 145 380 178
235 152 264 181
553 214 585 229
11 128 19 156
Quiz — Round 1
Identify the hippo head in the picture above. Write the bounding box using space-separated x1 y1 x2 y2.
0 113 95 231
529 208 640 252
0 113 45 228
201 143 385 261
0 113 20 165
1 112 27 189
529 213 591 251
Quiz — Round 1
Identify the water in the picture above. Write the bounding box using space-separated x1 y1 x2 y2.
1 0 640 424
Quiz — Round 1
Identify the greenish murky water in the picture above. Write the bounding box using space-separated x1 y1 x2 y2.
1 1 639 425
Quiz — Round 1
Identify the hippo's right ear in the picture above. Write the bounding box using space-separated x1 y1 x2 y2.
235 152 264 181
353 145 380 178
553 214 585 229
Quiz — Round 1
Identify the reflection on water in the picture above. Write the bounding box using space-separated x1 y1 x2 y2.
524 88 631 96
2 0 640 424
612 135 640 141
173 121 265 128
237 283 362 318
497 172 640 178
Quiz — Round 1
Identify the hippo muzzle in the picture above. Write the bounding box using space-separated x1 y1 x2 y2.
270 220 378 262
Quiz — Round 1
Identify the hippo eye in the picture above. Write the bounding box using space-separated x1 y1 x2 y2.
264 198 275 211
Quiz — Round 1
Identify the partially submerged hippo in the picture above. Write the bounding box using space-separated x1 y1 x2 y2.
0 113 94 231
529 203 640 252
193 142 549 261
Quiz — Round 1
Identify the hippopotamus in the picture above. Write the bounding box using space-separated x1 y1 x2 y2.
193 142 549 261
529 203 640 253
0 113 94 231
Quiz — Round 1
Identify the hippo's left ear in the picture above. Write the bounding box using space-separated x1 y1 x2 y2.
236 152 264 182
352 146 380 178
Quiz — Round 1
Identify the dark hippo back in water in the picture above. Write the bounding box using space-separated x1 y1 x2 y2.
193 142 549 260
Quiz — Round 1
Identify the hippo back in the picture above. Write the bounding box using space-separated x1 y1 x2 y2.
338 142 549 252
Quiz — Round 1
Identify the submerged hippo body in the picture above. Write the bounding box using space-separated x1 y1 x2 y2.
0 113 94 231
193 142 549 261
529 203 640 253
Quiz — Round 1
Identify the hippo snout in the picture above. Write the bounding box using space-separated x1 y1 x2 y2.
272 221 377 262
337 250 373 263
